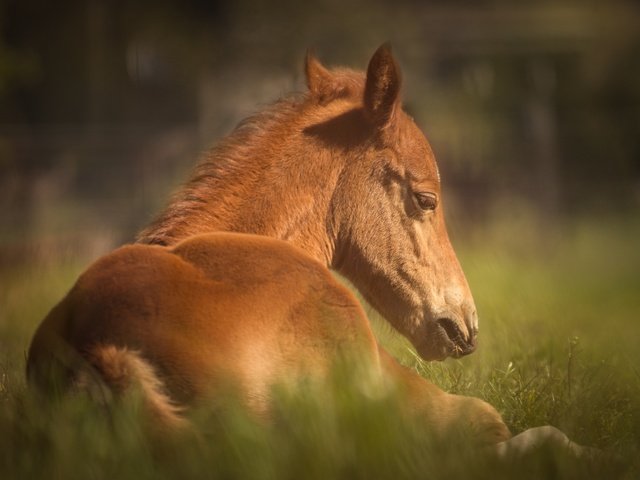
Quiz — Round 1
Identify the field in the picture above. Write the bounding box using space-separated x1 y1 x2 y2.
1 212 639 479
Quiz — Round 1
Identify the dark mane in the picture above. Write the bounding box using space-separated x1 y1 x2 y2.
136 69 366 246
136 95 304 246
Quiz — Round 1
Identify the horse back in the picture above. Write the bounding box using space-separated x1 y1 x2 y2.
27 232 379 409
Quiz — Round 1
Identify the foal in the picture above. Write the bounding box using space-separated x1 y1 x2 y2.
28 45 511 445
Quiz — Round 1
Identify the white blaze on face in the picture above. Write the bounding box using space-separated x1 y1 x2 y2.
413 217 471 323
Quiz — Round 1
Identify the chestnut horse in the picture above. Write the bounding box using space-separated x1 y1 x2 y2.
27 45 511 444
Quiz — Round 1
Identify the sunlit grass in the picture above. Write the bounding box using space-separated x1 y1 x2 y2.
1 213 638 478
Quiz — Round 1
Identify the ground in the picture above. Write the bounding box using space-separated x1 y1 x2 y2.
1 211 638 479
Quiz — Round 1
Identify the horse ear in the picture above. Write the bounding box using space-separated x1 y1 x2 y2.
305 50 334 96
364 43 402 127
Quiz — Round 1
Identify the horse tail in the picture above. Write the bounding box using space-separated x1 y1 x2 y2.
78 344 187 431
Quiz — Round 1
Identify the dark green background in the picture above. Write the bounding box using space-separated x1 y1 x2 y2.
1 0 639 259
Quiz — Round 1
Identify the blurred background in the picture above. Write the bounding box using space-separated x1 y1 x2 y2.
1 0 639 264
2 3 640 465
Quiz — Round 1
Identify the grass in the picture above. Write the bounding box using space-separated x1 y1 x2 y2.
1 212 639 479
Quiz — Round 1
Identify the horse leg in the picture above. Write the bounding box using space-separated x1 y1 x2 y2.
377 347 511 445
495 425 606 460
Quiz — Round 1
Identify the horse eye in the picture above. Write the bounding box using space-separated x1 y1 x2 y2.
415 192 438 211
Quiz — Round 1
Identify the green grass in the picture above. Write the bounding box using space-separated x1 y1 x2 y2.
1 213 639 479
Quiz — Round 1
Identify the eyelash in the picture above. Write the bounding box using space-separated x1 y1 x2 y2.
414 192 438 211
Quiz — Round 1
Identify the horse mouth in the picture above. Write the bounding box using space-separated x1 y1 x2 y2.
438 317 476 357
417 317 477 361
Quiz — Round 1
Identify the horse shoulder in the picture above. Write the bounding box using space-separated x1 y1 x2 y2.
170 232 381 378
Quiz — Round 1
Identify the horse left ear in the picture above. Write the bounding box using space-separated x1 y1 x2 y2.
364 43 402 127
305 50 334 97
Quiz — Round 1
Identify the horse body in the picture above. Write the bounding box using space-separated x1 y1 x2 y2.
27 46 511 444
28 234 378 414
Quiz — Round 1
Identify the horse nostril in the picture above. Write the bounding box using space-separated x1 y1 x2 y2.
436 317 477 355
436 318 465 344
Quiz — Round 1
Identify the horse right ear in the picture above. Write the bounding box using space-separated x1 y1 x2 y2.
305 51 335 100
364 43 402 127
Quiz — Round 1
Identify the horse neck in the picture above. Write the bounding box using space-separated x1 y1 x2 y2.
137 109 342 266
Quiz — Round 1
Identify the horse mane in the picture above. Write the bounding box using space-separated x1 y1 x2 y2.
136 68 366 246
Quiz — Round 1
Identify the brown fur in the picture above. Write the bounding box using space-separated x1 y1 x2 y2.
78 345 187 429
27 46 510 444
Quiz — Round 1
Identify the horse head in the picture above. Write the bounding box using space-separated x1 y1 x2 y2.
305 45 478 361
